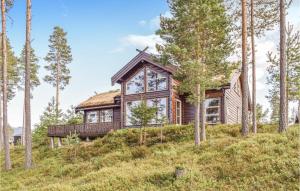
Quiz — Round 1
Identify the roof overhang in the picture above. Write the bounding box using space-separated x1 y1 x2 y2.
75 104 120 112
111 52 176 85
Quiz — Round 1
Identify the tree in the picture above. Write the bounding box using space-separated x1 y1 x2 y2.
256 103 269 124
63 105 83 125
44 26 72 121
18 44 40 146
241 0 248 136
129 100 157 145
1 0 12 170
24 0 32 169
157 0 233 145
0 38 18 151
267 24 300 126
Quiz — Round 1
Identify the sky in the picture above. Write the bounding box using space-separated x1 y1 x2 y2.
5 0 300 128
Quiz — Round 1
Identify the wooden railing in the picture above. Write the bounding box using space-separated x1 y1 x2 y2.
47 122 121 138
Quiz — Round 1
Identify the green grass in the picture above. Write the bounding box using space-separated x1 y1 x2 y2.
1 124 299 191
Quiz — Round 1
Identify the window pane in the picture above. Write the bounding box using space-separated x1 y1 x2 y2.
126 70 144 95
147 68 167 92
206 108 219 115
100 109 113 122
205 98 220 124
87 111 98 123
206 116 219 124
205 99 220 107
147 98 167 124
126 100 141 126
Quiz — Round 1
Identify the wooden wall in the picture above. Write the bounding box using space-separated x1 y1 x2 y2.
224 78 242 124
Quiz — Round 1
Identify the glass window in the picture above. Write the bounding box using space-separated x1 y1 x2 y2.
146 68 167 92
86 111 98 123
147 97 167 124
205 98 220 124
100 109 113 122
126 70 145 95
176 100 182 125
125 100 141 126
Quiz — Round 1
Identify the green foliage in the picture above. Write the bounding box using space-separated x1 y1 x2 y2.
256 103 269 124
63 106 83 125
0 37 20 100
129 100 157 127
266 24 300 121
66 132 80 146
17 44 40 90
44 26 73 90
1 124 299 190
157 0 234 104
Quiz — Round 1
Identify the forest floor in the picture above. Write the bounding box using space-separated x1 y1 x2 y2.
0 124 299 191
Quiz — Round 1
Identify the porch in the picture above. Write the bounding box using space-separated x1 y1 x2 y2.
47 122 121 138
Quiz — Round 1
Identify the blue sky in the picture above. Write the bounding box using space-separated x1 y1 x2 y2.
5 0 300 127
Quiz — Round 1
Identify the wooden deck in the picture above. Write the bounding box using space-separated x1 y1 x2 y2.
47 122 121 138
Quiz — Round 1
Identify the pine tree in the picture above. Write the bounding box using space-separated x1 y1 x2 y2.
24 0 32 169
0 38 19 151
256 103 269 124
267 24 300 125
1 0 12 170
157 0 233 145
44 26 72 122
18 44 40 146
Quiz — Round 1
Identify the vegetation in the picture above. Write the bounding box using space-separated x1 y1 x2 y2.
0 124 299 190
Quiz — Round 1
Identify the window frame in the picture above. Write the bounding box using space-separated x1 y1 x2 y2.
125 100 142 126
99 109 113 123
125 69 145 95
147 97 168 125
86 111 99 124
205 97 221 124
146 67 168 92
175 99 182 125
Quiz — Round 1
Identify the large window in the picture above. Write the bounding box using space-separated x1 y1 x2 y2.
205 98 220 124
86 111 99 123
126 70 145 95
176 100 182 125
100 109 113 122
146 68 167 92
147 98 167 124
125 100 141 126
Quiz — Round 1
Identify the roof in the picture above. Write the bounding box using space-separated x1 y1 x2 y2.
76 90 120 110
111 51 177 85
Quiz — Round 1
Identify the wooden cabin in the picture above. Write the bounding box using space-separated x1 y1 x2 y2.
48 51 251 142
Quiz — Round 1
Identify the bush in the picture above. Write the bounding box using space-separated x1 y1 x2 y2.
131 146 151 159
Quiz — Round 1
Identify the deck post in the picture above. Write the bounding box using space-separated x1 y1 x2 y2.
58 137 62 147
50 137 55 149
86 137 90 142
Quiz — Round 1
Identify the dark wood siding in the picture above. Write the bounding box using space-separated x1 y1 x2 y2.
224 78 242 124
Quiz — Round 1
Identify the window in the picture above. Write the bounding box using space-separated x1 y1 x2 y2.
205 98 220 124
86 111 99 123
176 100 182 125
146 68 167 92
126 70 145 95
100 109 113 122
125 100 141 126
147 98 167 124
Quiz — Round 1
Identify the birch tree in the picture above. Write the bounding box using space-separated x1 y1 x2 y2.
44 26 72 121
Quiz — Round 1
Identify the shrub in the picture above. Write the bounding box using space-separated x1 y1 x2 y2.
131 146 151 159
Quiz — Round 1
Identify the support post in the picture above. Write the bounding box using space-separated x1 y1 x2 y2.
50 137 55 149
86 137 90 142
57 137 62 147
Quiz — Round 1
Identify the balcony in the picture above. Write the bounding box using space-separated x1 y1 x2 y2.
47 122 121 138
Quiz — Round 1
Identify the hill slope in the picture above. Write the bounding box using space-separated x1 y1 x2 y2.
0 124 299 191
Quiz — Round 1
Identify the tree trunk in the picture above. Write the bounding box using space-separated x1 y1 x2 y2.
24 0 32 169
1 0 11 170
298 99 300 124
0 94 3 151
22 98 25 146
250 0 257 134
241 0 249 136
200 90 206 141
56 58 61 122
279 0 287 132
194 83 200 145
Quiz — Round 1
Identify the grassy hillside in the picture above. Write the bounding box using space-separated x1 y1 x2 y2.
0 124 299 191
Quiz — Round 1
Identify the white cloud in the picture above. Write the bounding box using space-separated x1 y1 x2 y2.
138 11 172 30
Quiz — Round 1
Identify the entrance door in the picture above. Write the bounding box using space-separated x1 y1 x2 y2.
175 100 182 125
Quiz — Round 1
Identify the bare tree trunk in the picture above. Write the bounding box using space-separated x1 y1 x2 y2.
298 99 300 124
250 0 257 134
22 98 25 146
200 90 206 141
56 59 61 122
24 0 32 169
194 83 200 146
241 0 249 136
0 94 3 151
279 0 287 132
1 0 11 170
